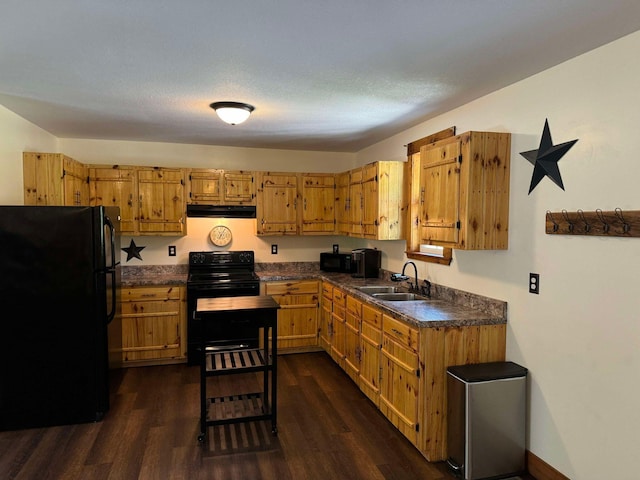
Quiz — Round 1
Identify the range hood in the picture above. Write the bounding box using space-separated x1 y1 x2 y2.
186 204 256 218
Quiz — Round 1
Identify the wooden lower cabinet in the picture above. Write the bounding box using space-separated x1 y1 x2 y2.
319 284 507 462
120 285 186 367
330 287 346 368
358 304 382 406
344 295 362 384
319 282 333 352
264 280 320 353
380 314 420 445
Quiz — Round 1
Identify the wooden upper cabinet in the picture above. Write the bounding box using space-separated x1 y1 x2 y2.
137 167 186 236
256 171 298 235
334 171 350 236
348 167 363 236
187 168 222 204
187 169 255 205
360 161 404 240
23 152 89 206
419 131 511 249
299 173 335 235
89 165 138 235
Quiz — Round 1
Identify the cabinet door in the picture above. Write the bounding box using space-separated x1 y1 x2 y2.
319 282 333 352
419 139 461 245
344 295 362 383
361 163 379 239
359 304 382 405
330 288 346 368
138 167 186 235
300 173 335 235
187 168 223 204
256 172 298 235
120 286 185 365
223 171 255 204
380 315 420 444
90 165 137 235
348 168 363 236
265 280 319 351
334 171 350 235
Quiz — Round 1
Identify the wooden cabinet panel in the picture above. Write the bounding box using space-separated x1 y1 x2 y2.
223 171 255 204
187 169 255 205
319 281 333 353
300 173 335 235
120 285 186 366
348 167 363 236
256 172 298 235
265 280 319 352
89 165 137 235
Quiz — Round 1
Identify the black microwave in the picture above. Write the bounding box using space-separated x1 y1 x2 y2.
320 252 354 273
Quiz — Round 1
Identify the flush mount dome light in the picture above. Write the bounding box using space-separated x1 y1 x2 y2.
209 101 255 125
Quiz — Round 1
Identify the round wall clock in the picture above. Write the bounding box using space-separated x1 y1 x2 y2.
210 225 232 247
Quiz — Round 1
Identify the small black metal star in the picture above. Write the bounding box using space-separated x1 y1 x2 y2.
122 239 145 262
520 119 578 194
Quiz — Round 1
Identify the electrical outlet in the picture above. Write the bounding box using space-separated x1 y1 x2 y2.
529 273 540 294
168 245 176 256
271 244 278 254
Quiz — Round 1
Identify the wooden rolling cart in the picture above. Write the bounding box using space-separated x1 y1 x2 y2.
194 296 280 443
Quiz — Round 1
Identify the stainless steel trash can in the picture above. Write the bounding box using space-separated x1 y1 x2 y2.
446 361 527 480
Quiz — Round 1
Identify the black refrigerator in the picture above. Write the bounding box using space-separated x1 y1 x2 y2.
0 205 121 431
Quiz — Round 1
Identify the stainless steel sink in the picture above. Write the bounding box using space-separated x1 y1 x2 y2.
355 285 402 294
371 292 425 301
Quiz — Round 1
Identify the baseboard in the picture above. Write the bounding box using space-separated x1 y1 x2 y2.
527 451 570 480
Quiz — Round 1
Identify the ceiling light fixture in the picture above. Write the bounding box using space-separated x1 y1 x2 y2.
209 101 255 125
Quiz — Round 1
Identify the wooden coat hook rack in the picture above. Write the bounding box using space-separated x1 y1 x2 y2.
545 209 640 237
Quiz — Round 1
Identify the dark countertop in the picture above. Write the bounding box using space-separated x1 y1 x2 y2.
121 263 507 329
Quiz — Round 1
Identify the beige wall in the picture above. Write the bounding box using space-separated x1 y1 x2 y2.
2 30 640 479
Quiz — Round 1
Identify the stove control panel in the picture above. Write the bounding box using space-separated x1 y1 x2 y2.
189 250 254 266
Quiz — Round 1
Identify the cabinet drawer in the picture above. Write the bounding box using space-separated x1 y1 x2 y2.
382 315 419 352
362 304 382 329
361 320 381 344
333 288 346 308
121 286 181 302
321 282 333 300
265 280 319 295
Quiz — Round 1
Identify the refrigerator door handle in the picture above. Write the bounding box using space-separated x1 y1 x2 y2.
105 214 118 325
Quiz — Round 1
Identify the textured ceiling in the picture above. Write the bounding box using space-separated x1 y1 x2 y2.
1 1 639 152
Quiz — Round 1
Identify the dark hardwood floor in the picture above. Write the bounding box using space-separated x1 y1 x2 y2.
0 352 533 480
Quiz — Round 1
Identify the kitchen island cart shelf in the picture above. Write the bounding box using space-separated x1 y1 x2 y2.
195 296 280 443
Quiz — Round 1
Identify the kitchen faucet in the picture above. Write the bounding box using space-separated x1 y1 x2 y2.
391 261 419 292
391 261 431 297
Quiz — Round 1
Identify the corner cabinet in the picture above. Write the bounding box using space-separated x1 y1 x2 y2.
23 152 89 206
361 161 404 240
418 131 511 249
120 285 187 367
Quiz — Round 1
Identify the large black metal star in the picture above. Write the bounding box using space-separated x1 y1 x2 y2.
122 239 145 262
520 119 578 194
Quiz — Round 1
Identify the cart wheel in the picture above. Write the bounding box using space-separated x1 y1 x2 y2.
197 432 206 443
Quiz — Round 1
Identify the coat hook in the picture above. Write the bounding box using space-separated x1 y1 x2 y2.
561 209 574 233
615 208 631 233
577 209 591 233
547 210 559 232
596 209 610 233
